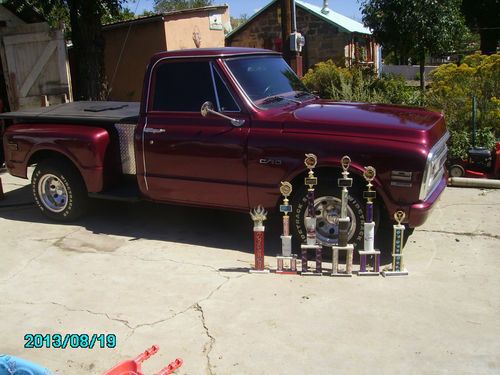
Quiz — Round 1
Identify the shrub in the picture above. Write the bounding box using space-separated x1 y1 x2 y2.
427 53 499 157
302 60 422 106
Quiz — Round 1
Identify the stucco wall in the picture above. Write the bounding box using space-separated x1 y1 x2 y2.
103 7 229 101
104 19 166 101
164 8 228 50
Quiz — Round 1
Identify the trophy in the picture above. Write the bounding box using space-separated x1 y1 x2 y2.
331 156 354 277
300 153 322 276
382 211 409 276
358 166 381 276
276 181 297 274
249 205 270 274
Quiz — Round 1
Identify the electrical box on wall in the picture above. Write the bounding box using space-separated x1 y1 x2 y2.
290 32 305 52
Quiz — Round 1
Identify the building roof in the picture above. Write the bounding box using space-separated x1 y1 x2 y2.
296 0 370 34
103 5 228 30
226 0 371 39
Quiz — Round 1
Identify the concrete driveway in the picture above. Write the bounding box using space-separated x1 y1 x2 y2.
0 170 499 375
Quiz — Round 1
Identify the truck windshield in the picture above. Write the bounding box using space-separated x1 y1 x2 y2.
225 56 312 107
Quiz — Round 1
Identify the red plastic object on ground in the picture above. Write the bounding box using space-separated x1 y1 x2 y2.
103 345 183 375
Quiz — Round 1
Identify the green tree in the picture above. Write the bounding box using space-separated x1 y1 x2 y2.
154 0 213 12
361 0 467 90
6 0 130 100
230 13 248 29
461 0 500 55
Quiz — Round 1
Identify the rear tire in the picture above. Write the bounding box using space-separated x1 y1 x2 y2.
32 159 87 221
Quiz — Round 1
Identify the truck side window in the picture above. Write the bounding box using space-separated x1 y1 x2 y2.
212 68 239 112
152 61 216 112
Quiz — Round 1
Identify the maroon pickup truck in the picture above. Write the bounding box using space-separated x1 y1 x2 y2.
1 47 448 247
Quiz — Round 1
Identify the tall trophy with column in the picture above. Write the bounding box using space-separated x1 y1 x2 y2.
300 153 322 276
382 210 409 276
249 205 270 274
331 156 354 276
358 166 381 276
276 181 297 274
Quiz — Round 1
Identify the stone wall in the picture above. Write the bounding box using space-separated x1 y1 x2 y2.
226 2 282 50
226 4 351 70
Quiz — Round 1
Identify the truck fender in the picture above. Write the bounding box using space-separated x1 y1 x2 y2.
6 124 110 193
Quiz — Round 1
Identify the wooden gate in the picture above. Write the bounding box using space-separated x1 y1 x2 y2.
0 22 72 110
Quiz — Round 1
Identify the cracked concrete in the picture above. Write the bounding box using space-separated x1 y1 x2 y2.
1 171 499 374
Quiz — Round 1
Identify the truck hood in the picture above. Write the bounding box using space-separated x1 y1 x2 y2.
285 101 446 146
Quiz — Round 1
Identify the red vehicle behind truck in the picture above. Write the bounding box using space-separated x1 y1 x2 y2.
1 48 449 247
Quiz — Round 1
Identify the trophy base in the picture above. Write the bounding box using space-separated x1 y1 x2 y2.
300 244 322 274
276 255 298 275
331 244 354 277
249 269 270 274
358 249 381 276
301 271 323 276
382 268 409 277
331 272 353 277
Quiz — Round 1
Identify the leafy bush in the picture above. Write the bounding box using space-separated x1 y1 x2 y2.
302 60 422 106
427 53 499 158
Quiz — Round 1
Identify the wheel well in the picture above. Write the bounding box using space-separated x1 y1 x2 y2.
28 150 74 167
28 150 83 182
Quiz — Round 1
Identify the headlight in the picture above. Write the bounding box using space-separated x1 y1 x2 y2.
419 132 450 201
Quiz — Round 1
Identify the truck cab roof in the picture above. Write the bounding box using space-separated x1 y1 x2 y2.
150 47 280 62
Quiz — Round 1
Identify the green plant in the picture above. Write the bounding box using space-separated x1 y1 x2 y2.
447 129 470 160
427 53 499 157
302 60 422 106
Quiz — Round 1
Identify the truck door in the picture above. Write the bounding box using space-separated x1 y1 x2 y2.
141 59 250 209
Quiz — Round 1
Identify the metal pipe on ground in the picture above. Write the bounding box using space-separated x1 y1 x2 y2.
448 177 500 189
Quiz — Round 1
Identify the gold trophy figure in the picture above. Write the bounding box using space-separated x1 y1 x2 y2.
301 153 322 275
276 181 297 274
382 210 409 276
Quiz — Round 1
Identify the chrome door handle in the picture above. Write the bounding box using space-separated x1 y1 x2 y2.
144 128 166 134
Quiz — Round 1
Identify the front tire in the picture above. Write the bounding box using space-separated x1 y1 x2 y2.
32 159 87 221
290 183 366 248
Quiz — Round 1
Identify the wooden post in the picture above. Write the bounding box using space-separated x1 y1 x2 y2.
281 0 303 76
281 0 292 65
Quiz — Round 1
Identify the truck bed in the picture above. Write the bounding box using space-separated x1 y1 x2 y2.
0 101 140 123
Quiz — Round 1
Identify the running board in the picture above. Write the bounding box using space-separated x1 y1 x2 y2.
88 181 141 202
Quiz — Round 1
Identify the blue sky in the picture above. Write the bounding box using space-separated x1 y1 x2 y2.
124 0 363 21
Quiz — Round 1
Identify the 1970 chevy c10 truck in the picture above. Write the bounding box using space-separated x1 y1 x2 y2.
1 48 449 247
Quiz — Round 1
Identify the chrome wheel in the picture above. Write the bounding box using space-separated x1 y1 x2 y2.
38 174 68 213
304 195 357 246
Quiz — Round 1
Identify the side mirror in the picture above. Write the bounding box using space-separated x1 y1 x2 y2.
200 101 245 127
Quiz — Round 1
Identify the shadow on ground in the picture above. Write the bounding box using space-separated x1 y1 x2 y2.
0 183 396 262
